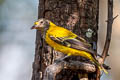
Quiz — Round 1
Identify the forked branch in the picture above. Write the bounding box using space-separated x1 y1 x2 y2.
96 0 118 80
102 0 118 61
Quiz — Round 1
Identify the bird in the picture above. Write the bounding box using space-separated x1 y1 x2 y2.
31 18 108 74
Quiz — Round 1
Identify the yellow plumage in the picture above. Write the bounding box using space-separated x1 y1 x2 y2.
46 22 90 57
31 18 108 74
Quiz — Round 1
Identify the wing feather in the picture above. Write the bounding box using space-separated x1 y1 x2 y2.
49 35 96 56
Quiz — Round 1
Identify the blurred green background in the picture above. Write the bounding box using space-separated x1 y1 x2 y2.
0 0 120 80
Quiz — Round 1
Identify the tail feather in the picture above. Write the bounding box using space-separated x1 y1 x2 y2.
98 66 108 74
92 57 108 74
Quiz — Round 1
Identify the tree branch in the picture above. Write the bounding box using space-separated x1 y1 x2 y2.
102 0 118 62
43 60 96 80
96 0 118 80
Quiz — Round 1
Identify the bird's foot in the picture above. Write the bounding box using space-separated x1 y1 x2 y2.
54 55 70 63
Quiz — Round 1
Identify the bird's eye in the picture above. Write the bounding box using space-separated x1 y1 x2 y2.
40 21 43 24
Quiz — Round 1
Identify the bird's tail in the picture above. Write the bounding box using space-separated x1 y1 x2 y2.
92 58 108 74
98 65 108 74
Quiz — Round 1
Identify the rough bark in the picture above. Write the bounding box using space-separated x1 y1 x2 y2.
32 0 99 80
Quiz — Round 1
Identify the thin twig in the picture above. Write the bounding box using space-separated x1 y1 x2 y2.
105 15 118 22
113 15 118 20
102 0 116 62
96 0 118 80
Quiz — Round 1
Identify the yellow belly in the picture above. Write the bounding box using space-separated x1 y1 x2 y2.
45 34 93 60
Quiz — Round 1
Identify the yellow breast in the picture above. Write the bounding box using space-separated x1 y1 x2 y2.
45 22 93 60
45 32 91 58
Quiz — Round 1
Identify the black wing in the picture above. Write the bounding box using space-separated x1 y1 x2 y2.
49 36 96 56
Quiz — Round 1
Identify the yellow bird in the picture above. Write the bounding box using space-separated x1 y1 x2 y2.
31 18 108 74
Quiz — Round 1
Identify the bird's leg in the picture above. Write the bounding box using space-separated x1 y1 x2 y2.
61 55 71 60
55 55 71 63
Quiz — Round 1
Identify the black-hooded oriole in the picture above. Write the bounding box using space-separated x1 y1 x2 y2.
31 18 108 74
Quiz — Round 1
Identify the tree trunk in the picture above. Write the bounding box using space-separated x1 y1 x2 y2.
32 0 99 80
